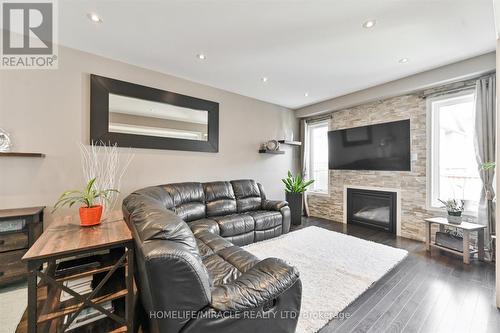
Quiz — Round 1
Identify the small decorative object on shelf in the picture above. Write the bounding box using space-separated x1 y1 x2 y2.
53 178 118 227
438 199 464 224
265 140 280 151
282 171 315 225
259 140 285 154
0 128 12 152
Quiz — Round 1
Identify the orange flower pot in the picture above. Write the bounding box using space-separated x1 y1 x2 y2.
79 205 103 227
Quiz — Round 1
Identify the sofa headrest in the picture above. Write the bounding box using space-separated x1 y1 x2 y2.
123 191 198 249
230 180 263 213
230 179 261 199
160 182 206 222
203 181 235 201
161 182 205 206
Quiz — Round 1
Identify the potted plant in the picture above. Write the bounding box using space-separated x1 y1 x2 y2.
438 199 465 224
481 161 495 170
282 171 314 225
53 178 118 227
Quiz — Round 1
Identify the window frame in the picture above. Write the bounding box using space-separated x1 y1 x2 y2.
426 88 478 216
307 120 330 196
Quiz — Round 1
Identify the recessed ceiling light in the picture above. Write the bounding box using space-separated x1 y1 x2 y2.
362 20 376 28
196 53 206 60
399 58 409 63
304 92 309 97
261 77 268 83
87 13 102 23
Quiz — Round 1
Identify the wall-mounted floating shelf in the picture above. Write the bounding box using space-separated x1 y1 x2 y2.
0 152 45 158
259 149 285 154
278 140 302 146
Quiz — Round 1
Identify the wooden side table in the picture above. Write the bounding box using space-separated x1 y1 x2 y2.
424 217 486 264
20 216 134 333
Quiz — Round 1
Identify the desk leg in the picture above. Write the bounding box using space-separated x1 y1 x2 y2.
478 229 485 262
27 263 37 333
463 230 470 264
425 222 431 252
126 246 134 332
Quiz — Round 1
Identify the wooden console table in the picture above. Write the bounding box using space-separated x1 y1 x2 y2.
20 216 134 333
424 217 485 264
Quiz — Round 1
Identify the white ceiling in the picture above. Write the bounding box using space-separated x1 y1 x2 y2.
59 0 496 109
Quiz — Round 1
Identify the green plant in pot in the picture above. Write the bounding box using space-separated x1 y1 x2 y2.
52 178 118 227
282 171 314 226
481 161 495 170
438 199 464 224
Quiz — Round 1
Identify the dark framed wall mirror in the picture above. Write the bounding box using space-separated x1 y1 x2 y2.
90 74 219 152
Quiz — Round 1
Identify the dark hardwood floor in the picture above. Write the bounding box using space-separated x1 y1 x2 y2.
293 217 500 333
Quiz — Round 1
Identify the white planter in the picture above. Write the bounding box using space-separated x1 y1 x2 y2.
447 215 462 224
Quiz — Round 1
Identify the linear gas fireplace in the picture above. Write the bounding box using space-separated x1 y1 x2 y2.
347 188 397 234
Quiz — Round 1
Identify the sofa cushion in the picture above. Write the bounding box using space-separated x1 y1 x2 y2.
248 210 282 230
255 225 283 242
231 179 262 212
190 218 220 236
174 203 206 222
203 181 237 217
161 183 206 222
225 232 255 247
212 214 254 237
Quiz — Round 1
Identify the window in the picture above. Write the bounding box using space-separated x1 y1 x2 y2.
307 121 329 194
428 90 481 214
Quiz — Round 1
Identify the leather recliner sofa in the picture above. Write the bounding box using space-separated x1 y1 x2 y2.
123 179 302 333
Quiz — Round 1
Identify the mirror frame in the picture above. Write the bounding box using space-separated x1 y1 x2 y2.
90 74 219 152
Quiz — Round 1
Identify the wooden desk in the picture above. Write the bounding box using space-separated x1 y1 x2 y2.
21 216 133 333
424 217 486 264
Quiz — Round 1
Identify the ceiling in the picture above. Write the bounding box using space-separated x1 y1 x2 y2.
59 0 496 109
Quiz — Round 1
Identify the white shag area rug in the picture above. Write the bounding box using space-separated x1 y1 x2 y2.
243 226 408 333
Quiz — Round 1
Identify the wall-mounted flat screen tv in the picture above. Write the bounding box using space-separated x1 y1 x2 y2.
328 119 411 171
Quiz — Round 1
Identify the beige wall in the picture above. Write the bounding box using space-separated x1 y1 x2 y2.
0 46 298 224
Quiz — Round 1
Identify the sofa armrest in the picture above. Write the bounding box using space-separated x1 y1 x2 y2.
262 199 288 211
280 206 291 234
210 258 299 312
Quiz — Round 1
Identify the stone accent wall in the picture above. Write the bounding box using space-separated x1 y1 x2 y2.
307 94 435 241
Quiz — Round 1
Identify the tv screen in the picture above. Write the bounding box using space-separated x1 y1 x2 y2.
328 119 411 171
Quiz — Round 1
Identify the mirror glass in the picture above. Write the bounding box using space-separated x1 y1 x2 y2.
108 94 209 141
